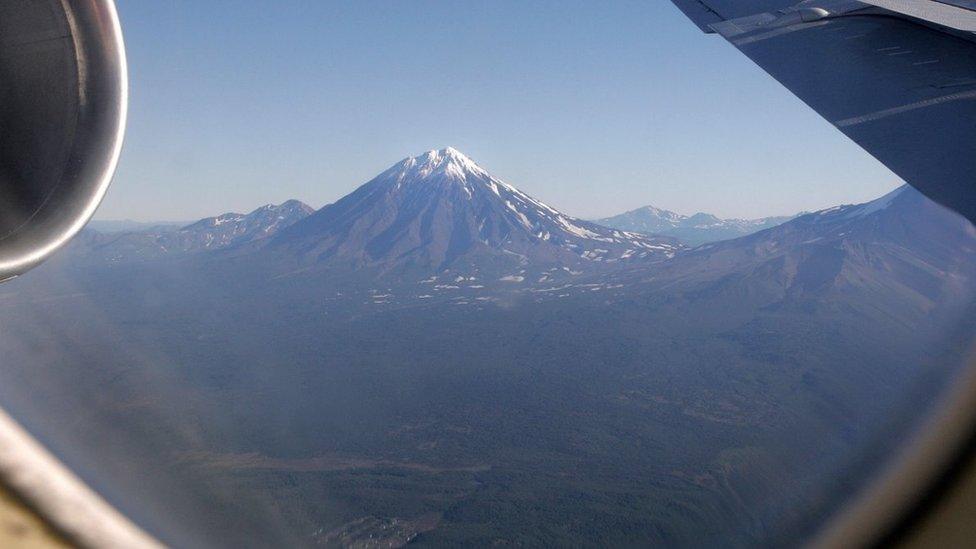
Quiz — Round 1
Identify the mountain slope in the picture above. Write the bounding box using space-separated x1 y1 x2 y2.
263 148 681 280
610 185 976 323
596 205 794 246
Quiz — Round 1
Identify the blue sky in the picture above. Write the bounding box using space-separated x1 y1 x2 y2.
102 0 898 222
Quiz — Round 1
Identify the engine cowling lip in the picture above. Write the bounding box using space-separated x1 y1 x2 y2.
0 0 128 280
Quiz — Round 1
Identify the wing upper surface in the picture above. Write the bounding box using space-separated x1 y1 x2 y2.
859 0 976 31
670 0 803 31
670 1 976 221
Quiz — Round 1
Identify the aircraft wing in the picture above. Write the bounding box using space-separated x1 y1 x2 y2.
670 0 976 222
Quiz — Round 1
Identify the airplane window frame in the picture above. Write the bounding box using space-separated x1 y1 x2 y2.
1 1 975 547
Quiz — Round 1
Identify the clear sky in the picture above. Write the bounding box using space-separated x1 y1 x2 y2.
101 0 899 222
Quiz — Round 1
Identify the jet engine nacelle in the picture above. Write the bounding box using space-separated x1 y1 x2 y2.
0 0 126 280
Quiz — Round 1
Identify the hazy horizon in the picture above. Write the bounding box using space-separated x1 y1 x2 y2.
100 1 899 223
94 145 895 224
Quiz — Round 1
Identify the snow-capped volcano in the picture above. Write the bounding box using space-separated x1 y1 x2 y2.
268 148 680 278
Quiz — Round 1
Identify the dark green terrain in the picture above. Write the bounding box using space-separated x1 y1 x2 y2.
0 163 973 547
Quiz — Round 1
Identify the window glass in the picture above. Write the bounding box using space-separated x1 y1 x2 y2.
0 3 973 547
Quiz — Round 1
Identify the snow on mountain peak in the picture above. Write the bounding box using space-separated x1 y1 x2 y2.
853 184 909 216
389 147 490 187
809 184 910 221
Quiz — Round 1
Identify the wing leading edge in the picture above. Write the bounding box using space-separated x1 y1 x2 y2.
670 0 976 223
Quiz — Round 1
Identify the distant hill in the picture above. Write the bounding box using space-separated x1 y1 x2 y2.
73 200 314 262
181 199 315 249
595 205 794 246
86 219 186 233
641 185 974 305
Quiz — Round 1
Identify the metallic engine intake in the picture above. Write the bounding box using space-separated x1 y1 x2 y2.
0 0 127 280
